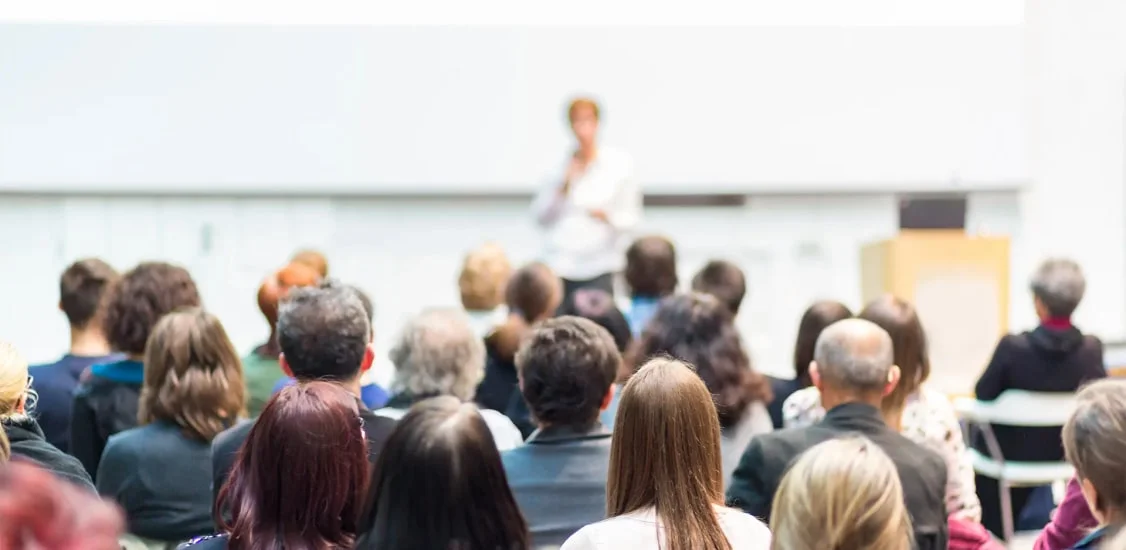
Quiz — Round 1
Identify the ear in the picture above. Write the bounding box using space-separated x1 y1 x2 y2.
883 365 902 397
600 384 615 411
58 300 64 313
809 362 822 390
15 394 26 415
279 354 294 378
360 344 375 373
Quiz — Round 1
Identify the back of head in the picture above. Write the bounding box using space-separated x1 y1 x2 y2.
458 243 512 311
1031 258 1086 318
516 316 620 431
488 262 561 361
691 260 747 315
103 262 201 355
277 281 371 381
0 342 29 418
557 288 632 352
219 382 369 550
0 461 125 550
257 262 321 327
389 308 485 402
290 249 329 278
139 309 246 442
793 301 853 387
609 358 730 550
630 293 771 428
59 258 119 329
1062 378 1126 521
624 236 678 298
857 296 928 419
812 318 895 399
770 436 912 550
358 397 528 550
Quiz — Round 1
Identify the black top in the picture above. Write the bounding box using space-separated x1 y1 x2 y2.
210 399 397 507
70 359 145 480
766 376 803 429
30 353 122 453
974 325 1106 462
4 417 95 492
726 402 949 550
96 421 216 542
475 343 519 413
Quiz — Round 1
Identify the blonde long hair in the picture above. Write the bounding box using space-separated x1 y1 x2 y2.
0 342 30 421
770 436 912 550
607 357 731 550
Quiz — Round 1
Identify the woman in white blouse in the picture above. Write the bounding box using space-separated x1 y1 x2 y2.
531 97 641 298
561 357 771 550
782 294 982 523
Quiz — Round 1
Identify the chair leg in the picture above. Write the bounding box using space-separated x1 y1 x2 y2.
1000 479 1015 542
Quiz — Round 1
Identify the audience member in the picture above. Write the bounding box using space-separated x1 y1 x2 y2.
0 461 125 550
30 259 121 453
562 358 770 550
356 397 529 550
974 258 1106 537
476 262 561 413
70 261 201 479
503 317 620 547
242 262 320 416
0 425 8 462
691 259 747 316
375 308 523 450
768 436 912 550
784 295 981 522
506 288 631 437
0 342 93 491
1033 477 1098 550
1060 379 1126 548
458 242 512 338
187 382 370 550
210 282 396 505
949 517 1006 550
270 283 389 409
629 293 773 485
622 236 677 336
290 248 329 278
765 300 851 428
727 318 948 549
97 309 245 544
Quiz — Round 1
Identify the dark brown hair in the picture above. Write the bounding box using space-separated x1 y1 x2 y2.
567 97 601 122
357 397 529 550
486 262 561 362
628 293 772 428
858 295 930 420
139 309 246 442
102 262 201 355
217 382 369 550
609 358 732 550
691 260 747 315
59 258 119 329
793 301 853 387
625 236 678 298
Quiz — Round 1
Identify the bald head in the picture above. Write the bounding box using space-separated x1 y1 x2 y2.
813 318 894 392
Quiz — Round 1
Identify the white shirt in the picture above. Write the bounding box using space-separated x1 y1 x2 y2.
531 147 641 280
373 406 524 452
560 505 771 550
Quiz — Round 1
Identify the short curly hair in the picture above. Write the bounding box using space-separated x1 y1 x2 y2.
628 292 772 429
102 262 201 355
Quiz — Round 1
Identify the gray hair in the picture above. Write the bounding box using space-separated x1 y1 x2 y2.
1031 259 1085 318
813 318 894 392
277 280 371 381
389 308 486 402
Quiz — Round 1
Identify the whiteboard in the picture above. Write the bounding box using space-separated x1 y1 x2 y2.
0 25 1026 194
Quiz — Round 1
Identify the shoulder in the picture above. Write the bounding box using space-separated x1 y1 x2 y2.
103 425 155 456
781 386 824 427
359 409 398 442
717 507 773 545
559 523 599 550
212 420 253 454
479 409 524 450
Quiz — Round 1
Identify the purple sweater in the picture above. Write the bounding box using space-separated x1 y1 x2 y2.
1034 478 1098 550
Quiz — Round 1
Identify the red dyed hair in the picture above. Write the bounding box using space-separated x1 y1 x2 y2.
0 461 124 550
216 382 370 550
256 262 321 326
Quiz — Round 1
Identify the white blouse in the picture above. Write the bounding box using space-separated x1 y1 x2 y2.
560 505 771 550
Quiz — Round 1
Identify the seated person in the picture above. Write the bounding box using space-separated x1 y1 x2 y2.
376 309 523 451
502 317 619 547
458 243 512 339
767 300 852 429
974 259 1105 537
622 236 678 336
1060 379 1126 548
727 318 948 550
30 259 122 453
691 259 746 317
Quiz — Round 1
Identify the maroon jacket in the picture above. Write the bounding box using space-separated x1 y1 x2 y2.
949 517 1006 550
1034 478 1099 550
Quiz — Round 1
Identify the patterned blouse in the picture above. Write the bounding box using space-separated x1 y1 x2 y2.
782 386 982 523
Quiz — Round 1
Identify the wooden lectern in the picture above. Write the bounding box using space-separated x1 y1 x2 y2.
860 230 1010 395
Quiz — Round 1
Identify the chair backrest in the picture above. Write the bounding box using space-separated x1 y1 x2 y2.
955 390 1077 427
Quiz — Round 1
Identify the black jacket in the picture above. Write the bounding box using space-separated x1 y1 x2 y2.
726 402 949 550
766 376 803 429
5 417 95 492
70 359 145 480
475 344 519 413
974 325 1105 462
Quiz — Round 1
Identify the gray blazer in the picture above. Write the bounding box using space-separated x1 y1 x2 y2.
501 424 612 549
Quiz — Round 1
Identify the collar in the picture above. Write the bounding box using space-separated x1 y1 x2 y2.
526 422 611 444
819 402 889 434
1042 317 1073 330
383 391 441 410
90 359 145 384
2 416 45 441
